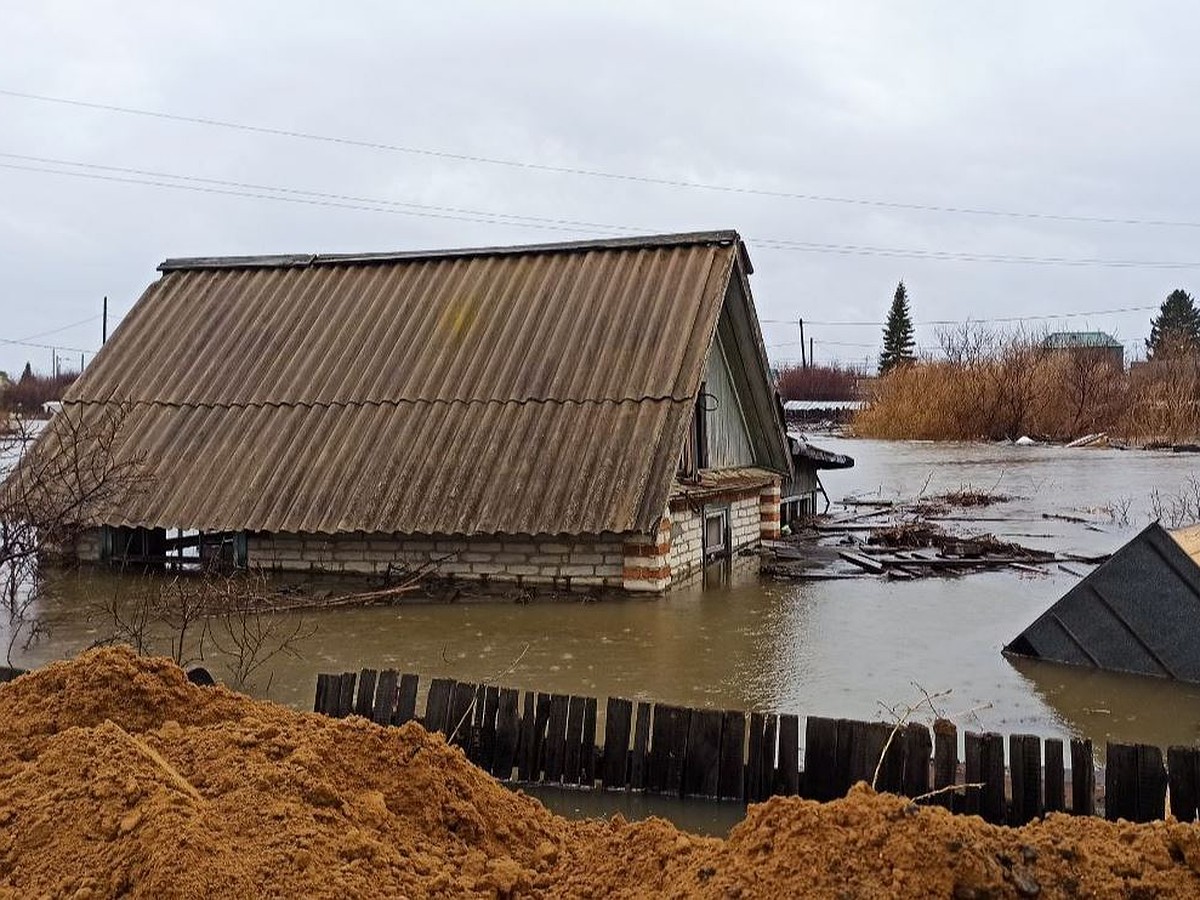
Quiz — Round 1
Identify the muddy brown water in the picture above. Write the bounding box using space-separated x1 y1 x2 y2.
6 435 1200 832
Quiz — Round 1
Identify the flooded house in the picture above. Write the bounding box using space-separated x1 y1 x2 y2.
16 231 793 593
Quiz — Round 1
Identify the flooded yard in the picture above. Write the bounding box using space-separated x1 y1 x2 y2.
8 435 1200 763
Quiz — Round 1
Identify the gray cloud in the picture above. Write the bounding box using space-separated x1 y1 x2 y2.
3 1 1199 375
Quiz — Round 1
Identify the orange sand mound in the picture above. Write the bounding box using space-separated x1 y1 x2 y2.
1 647 1200 898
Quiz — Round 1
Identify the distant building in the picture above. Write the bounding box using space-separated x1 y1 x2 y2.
1042 331 1124 369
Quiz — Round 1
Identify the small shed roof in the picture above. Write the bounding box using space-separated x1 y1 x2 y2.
24 231 788 536
1004 523 1200 682
1043 331 1123 350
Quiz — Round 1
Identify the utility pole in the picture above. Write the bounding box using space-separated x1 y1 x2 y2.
809 337 814 369
798 318 807 369
102 295 108 345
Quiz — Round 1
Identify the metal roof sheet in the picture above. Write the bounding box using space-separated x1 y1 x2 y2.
1003 523 1200 682
33 232 775 536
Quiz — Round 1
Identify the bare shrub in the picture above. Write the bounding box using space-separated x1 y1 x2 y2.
777 363 862 401
0 407 146 663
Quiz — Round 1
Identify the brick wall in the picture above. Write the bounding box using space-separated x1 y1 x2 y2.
246 531 626 590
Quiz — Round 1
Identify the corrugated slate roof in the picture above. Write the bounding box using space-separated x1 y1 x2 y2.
33 230 784 536
1003 523 1200 682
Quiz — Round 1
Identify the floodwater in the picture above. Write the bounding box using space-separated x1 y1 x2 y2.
7 435 1200 831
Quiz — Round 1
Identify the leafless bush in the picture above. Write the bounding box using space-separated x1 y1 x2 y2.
91 568 316 692
0 406 146 663
1148 475 1200 528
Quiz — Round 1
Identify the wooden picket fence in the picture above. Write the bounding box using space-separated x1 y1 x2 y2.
312 668 1200 825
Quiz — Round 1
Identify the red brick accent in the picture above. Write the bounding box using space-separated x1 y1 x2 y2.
623 564 672 582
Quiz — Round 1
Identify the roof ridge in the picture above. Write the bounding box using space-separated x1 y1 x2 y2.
61 396 695 412
158 230 743 272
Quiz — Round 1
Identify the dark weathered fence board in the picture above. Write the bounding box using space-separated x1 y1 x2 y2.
760 715 778 797
564 696 585 785
902 722 932 799
1044 738 1065 814
424 677 454 734
872 722 903 795
803 716 840 802
581 697 597 787
480 686 500 769
372 670 399 726
448 681 476 746
1009 734 1041 825
1168 746 1200 823
833 718 856 797
603 698 633 789
518 691 537 781
932 719 957 810
980 732 1006 825
683 709 722 798
746 712 766 802
493 687 520 780
313 673 330 714
336 672 357 718
963 732 982 816
1136 744 1167 822
1070 738 1095 816
630 702 651 791
532 694 552 781
665 706 692 797
395 673 419 725
719 710 746 801
355 669 378 719
1106 742 1138 822
777 714 800 796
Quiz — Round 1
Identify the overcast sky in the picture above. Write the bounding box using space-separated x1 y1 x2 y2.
4 1 1200 376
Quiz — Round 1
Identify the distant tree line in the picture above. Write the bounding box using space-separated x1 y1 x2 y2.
0 362 78 414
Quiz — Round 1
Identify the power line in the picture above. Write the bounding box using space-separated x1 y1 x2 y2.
761 304 1159 327
10 313 102 343
5 86 1200 231
10 153 1200 270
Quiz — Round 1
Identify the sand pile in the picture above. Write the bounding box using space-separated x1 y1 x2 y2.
1 648 1200 898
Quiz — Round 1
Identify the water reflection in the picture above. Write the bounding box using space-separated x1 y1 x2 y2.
7 436 1200 757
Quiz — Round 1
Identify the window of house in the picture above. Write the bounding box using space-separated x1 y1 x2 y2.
703 506 729 560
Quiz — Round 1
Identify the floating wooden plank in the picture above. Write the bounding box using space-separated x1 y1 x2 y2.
718 710 746 801
493 687 520 781
336 672 357 718
630 702 651 791
518 692 537 782
581 696 597 788
1009 734 1042 825
1044 738 1065 814
395 673 419 725
354 669 378 719
902 722 932 798
963 732 982 817
745 712 765 802
602 698 633 789
372 670 399 726
564 696 585 785
980 733 1007 825
838 550 885 574
803 716 840 802
932 719 957 810
448 681 476 746
777 714 800 796
424 677 454 735
683 709 722 798
1070 738 1095 815
1168 746 1200 822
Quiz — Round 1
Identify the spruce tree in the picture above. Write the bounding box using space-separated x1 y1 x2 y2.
1147 289 1200 358
878 281 916 374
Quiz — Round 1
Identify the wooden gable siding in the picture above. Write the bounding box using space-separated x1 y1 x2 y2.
704 331 755 468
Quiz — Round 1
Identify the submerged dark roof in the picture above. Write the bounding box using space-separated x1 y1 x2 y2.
24 230 788 536
1004 523 1200 682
